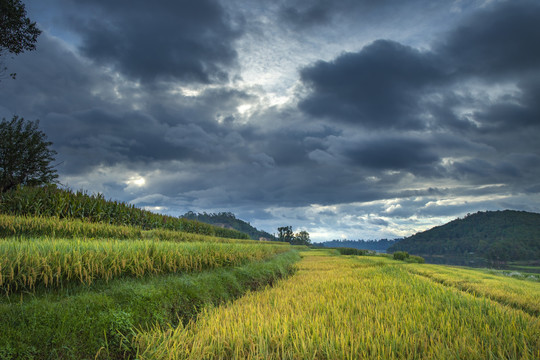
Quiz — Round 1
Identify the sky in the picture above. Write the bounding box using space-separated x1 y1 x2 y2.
1 0 540 242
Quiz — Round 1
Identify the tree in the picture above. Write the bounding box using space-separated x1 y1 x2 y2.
278 227 311 245
0 116 58 192
293 230 311 245
1 0 41 79
278 226 294 243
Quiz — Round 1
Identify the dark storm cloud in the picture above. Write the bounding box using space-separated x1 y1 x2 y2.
437 0 540 79
63 0 242 84
299 40 444 130
42 109 236 173
471 78 540 131
447 153 540 186
299 0 540 134
436 0 540 132
344 136 439 171
3 0 540 239
0 35 105 116
0 33 254 175
277 0 443 29
278 1 333 28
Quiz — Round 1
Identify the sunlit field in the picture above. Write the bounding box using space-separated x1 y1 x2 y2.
0 238 289 293
136 250 540 360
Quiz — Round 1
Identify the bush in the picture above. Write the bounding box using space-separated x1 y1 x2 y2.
405 255 425 264
336 247 368 256
393 251 409 261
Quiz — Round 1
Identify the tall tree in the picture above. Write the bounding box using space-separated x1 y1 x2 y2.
294 230 311 245
278 226 294 243
0 0 41 79
0 116 58 192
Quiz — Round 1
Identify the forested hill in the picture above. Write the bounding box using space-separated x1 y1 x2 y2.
319 239 400 251
181 211 276 241
387 210 540 261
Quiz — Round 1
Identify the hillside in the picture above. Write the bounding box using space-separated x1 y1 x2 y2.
388 210 540 262
182 211 276 241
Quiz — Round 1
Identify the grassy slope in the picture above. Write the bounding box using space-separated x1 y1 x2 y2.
136 250 540 359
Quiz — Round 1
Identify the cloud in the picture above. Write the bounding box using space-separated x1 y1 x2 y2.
278 1 333 28
298 0 540 133
299 40 444 129
437 0 540 79
276 0 444 30
2 0 540 241
62 0 242 84
344 136 439 171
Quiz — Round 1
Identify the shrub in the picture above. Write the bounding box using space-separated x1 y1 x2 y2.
393 251 409 261
336 247 368 256
405 255 425 264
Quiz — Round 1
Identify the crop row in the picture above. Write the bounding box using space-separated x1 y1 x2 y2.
0 239 289 294
404 263 540 316
136 250 540 359
0 185 249 239
0 214 283 245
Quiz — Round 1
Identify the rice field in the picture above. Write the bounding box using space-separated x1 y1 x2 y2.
136 250 540 360
0 213 142 239
0 239 289 293
405 263 540 316
0 214 283 244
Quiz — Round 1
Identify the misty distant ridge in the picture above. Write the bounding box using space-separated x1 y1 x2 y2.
318 239 401 252
181 211 276 241
388 210 540 262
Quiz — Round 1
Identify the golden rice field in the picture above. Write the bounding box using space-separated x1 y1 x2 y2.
136 250 540 360
405 263 540 316
0 239 289 293
0 214 275 244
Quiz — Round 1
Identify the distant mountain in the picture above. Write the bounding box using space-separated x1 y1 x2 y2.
181 211 276 241
319 239 400 252
388 210 540 262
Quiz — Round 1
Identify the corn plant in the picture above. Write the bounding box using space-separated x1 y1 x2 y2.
0 185 250 239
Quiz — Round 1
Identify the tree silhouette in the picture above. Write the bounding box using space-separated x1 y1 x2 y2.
1 0 41 79
0 116 58 192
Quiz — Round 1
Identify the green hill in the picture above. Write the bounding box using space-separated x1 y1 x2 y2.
387 210 540 262
181 211 277 241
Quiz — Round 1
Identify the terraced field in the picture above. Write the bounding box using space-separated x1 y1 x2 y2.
0 214 296 359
